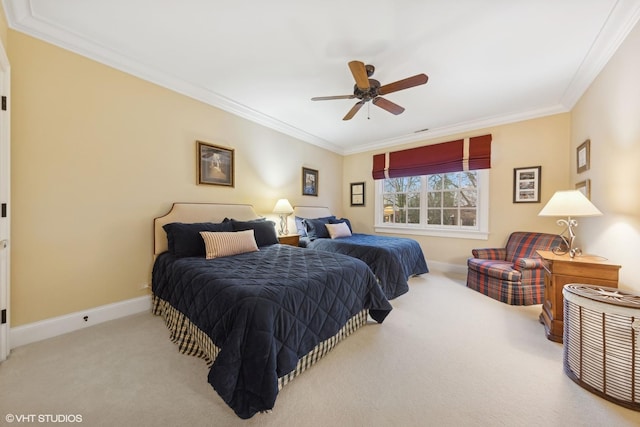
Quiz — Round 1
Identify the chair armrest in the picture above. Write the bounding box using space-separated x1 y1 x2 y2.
471 248 506 260
513 257 544 271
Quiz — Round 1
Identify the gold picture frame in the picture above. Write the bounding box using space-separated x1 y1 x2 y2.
576 179 591 199
197 141 234 187
577 139 590 174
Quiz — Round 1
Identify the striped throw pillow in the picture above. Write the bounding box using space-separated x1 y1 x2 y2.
200 230 259 259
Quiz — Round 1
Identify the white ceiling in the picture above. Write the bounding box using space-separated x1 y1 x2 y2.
4 0 640 154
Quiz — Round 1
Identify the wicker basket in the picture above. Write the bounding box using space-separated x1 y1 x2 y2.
563 284 640 411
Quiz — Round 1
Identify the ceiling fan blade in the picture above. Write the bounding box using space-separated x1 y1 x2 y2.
311 94 356 101
348 60 370 91
378 74 428 95
343 101 366 121
372 97 405 115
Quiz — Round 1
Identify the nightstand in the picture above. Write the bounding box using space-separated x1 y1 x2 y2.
537 250 620 343
278 234 300 247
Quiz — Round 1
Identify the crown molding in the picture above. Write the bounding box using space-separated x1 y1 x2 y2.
344 104 569 155
4 0 640 156
2 0 343 154
560 0 640 108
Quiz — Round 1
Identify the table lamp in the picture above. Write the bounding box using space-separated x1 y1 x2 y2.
272 199 294 235
538 190 602 257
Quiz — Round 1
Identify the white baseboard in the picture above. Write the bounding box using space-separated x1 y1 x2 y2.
7 264 466 349
9 295 152 349
427 260 468 275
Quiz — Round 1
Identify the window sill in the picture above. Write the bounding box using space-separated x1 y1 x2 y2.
374 225 489 240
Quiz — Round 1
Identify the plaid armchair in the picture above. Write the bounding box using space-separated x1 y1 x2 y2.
466 231 563 305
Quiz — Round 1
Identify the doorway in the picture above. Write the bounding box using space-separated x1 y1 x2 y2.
0 37 10 362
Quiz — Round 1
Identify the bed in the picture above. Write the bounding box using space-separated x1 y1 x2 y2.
151 203 392 419
293 206 429 300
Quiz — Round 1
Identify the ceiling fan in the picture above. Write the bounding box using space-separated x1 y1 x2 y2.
311 60 428 120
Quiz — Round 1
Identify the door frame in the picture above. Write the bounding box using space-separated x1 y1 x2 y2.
0 37 11 362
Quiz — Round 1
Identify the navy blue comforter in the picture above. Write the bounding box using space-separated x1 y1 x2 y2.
152 244 391 419
301 233 429 299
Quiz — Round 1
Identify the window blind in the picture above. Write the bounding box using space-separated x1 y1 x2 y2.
372 134 491 179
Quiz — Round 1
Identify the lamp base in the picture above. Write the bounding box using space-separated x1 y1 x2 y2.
278 214 290 236
553 217 583 258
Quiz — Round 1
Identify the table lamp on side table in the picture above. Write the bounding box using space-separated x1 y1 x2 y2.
273 199 294 236
538 190 602 258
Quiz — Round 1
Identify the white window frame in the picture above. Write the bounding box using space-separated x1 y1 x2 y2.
374 170 489 240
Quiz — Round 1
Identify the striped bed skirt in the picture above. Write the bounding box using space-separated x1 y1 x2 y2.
151 294 369 392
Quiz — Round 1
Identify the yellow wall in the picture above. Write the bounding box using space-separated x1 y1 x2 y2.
570 19 640 293
343 114 571 266
6 9 640 327
0 6 6 47
8 31 343 326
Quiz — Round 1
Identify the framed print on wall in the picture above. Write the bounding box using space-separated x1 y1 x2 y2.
197 141 234 187
576 179 591 199
350 182 365 206
513 166 541 203
577 139 590 173
302 167 318 196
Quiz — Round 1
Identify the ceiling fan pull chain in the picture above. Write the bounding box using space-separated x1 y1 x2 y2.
368 102 370 120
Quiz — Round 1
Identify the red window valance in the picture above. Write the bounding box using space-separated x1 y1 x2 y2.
372 134 492 179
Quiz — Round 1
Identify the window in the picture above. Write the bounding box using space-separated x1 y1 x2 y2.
376 170 489 239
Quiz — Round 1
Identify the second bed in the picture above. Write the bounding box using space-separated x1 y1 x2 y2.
293 206 429 299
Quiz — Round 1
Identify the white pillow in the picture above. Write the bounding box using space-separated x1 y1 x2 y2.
325 222 352 239
200 230 259 259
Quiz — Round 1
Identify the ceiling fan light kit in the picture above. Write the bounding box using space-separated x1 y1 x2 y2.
312 60 428 120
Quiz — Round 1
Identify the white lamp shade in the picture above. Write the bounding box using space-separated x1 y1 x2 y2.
273 198 294 214
538 190 602 217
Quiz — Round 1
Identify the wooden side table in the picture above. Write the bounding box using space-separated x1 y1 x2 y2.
278 234 300 247
537 250 620 343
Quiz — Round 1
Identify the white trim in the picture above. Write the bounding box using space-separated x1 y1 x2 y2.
0 35 10 362
375 170 490 239
9 295 152 349
1 0 341 155
425 260 468 275
374 225 489 240
5 0 640 157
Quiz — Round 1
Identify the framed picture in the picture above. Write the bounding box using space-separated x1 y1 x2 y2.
513 166 541 203
577 139 590 173
197 141 234 187
302 167 318 196
350 182 365 206
576 179 591 199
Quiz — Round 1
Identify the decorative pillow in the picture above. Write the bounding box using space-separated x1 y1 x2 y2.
199 230 259 259
294 216 308 237
163 221 233 257
329 217 353 232
326 222 352 239
230 219 279 247
303 217 335 240
223 217 266 223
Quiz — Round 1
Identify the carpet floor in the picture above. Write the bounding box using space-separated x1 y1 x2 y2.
1 270 639 426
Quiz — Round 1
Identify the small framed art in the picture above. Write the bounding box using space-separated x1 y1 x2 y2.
197 141 234 187
513 166 541 203
302 167 318 196
577 139 590 173
576 179 591 199
350 182 365 206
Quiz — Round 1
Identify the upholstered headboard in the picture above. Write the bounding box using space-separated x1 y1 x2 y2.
153 203 260 256
293 206 333 220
